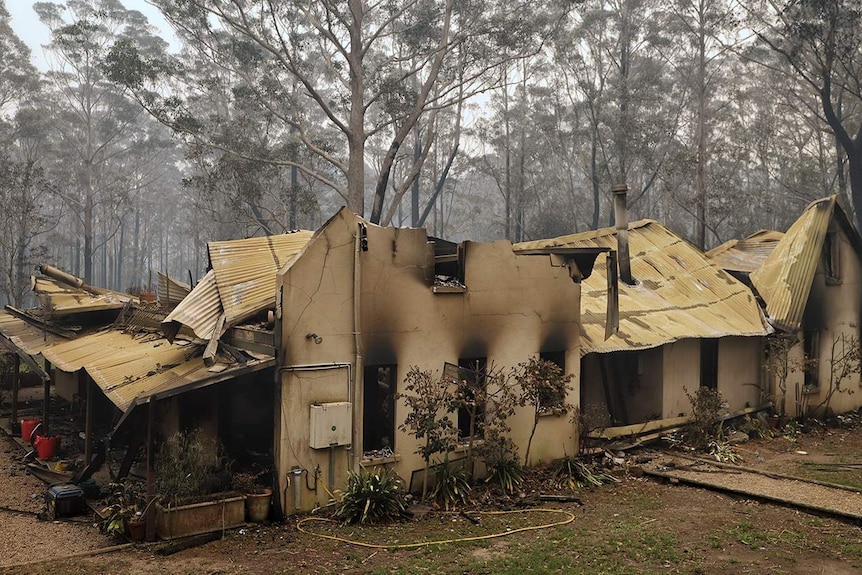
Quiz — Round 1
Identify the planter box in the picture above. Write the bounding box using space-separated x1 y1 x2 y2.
155 493 246 540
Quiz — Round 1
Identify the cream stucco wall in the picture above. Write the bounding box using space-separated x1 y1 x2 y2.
662 340 701 418
793 223 862 416
275 210 584 514
580 336 762 426
54 370 78 403
717 336 764 412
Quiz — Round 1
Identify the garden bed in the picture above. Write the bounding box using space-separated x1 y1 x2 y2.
155 493 246 540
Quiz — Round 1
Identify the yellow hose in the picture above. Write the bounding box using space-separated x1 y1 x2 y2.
296 508 576 549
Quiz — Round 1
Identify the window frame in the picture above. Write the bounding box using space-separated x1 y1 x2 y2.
538 350 567 414
362 364 397 456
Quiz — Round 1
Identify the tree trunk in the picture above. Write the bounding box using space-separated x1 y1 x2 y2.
695 15 707 250
412 131 421 227
847 149 862 232
290 165 298 230
116 221 125 291
84 200 93 284
346 0 367 218
591 133 600 230
617 0 631 184
503 74 512 241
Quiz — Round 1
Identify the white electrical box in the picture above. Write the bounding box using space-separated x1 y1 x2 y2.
309 402 352 449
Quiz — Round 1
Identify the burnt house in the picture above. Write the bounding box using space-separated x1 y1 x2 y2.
274 208 605 513
515 218 770 437
713 197 862 418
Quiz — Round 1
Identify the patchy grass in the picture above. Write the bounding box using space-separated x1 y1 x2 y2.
792 465 862 490
727 520 807 550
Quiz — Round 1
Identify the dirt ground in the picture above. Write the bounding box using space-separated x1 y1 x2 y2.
0 420 861 574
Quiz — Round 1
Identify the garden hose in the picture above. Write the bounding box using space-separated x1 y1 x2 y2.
296 508 576 549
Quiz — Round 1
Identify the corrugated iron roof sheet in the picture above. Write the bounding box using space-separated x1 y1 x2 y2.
162 232 313 342
32 277 131 316
750 197 836 332
40 330 172 372
162 270 222 341
0 309 68 356
706 230 784 273
515 220 768 354
157 272 191 306
208 231 313 328
26 321 272 412
99 354 274 412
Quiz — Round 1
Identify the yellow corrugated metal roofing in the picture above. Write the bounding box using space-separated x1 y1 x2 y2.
84 338 198 391
750 196 848 332
40 330 178 373
515 220 768 354
32 277 131 316
157 272 191 306
30 323 273 412
162 270 222 341
100 354 274 412
706 230 784 274
209 231 313 328
0 309 68 356
162 232 313 342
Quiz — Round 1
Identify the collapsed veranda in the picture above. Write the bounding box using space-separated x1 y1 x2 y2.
0 195 861 527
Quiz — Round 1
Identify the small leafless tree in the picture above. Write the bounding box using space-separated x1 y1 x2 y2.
811 332 860 421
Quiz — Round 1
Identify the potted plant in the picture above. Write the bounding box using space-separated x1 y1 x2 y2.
99 480 149 541
154 429 246 539
232 466 273 523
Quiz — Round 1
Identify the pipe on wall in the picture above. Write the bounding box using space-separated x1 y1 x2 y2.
612 184 633 285
352 223 366 472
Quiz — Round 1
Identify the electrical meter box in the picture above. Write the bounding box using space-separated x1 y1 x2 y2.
309 402 352 449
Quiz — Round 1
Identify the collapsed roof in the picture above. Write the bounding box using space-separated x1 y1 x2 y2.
163 231 313 341
515 219 770 354
749 196 862 332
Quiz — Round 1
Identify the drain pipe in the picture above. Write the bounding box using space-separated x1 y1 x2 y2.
291 467 303 510
352 223 366 472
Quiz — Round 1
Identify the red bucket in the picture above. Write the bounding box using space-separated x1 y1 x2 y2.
20 418 41 444
34 435 60 460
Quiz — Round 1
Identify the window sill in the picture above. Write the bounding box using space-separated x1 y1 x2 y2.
802 386 820 396
825 276 842 286
360 453 401 467
431 285 466 294
538 407 568 418
454 439 484 453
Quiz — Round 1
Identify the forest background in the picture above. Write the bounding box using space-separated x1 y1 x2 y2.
1 0 858 307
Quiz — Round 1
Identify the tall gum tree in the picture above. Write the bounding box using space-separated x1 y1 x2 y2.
35 0 169 283
107 0 555 223
749 0 862 230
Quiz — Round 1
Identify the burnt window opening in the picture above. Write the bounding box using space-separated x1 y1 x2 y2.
803 331 820 392
539 351 567 411
824 231 841 284
444 358 487 440
430 238 466 293
700 339 718 391
362 365 396 456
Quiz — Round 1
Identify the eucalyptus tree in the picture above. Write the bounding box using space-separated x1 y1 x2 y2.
550 0 683 230
35 0 171 284
107 0 555 225
0 109 59 307
653 0 744 247
554 12 614 231
0 1 39 122
0 2 54 306
745 0 862 230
